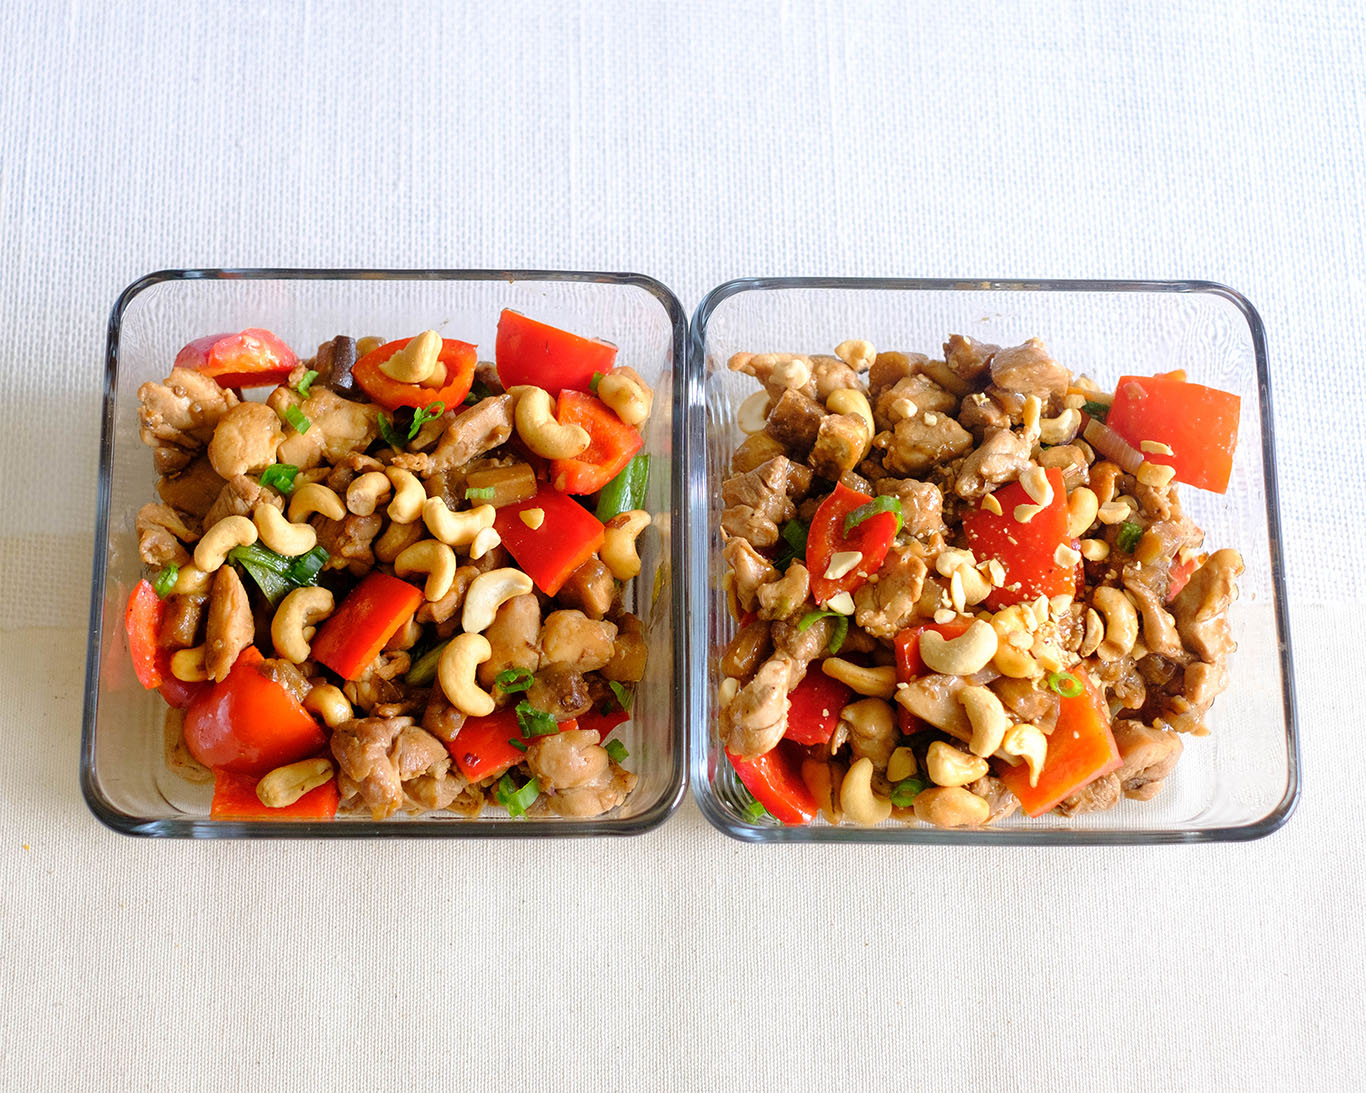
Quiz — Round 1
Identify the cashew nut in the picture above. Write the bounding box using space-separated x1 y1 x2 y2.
839 756 892 826
926 741 989 787
839 697 896 751
1000 724 1048 788
374 518 425 563
597 368 654 427
288 483 346 523
385 466 427 524
253 502 317 557
193 515 258 572
270 586 335 664
461 568 535 634
912 786 990 828
378 329 441 383
958 684 1012 758
820 658 897 699
1067 487 1099 538
993 642 1043 679
1040 408 1083 445
394 540 458 602
170 646 208 682
834 339 875 371
256 756 335 808
919 619 998 676
468 526 501 561
602 510 651 580
768 357 811 390
1079 607 1104 657
346 471 392 516
438 632 496 716
170 564 211 596
1092 586 1139 661
887 746 917 784
826 388 874 439
423 498 496 547
303 683 353 728
736 390 771 434
511 385 590 458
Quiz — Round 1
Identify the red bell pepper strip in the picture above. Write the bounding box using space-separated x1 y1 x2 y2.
495 310 617 396
311 572 424 681
783 670 853 746
209 768 339 821
493 486 606 596
124 579 167 690
578 706 630 743
727 742 817 825
549 390 644 495
158 675 208 710
176 329 299 389
183 647 327 775
806 482 899 605
998 666 1121 817
893 619 973 681
444 708 581 782
350 336 477 412
962 466 1076 611
1105 374 1241 493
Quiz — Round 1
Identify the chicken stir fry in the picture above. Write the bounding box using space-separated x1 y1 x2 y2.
128 316 654 822
719 336 1244 827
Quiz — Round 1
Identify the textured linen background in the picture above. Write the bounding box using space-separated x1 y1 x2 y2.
1 0 1362 1088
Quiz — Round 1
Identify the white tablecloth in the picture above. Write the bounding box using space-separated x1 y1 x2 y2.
1 1 1362 1087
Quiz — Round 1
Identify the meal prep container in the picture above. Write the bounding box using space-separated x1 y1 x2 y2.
83 269 688 837
685 278 1299 844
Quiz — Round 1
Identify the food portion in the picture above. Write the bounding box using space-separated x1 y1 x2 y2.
717 336 1243 828
128 313 655 822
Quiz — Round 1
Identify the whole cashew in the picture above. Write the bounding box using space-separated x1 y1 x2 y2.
925 741 989 787
839 756 892 826
423 498 496 547
886 746 917 784
958 684 1012 758
378 329 442 383
346 471 392 516
919 620 999 676
303 683 353 728
288 483 346 523
826 388 874 439
601 510 652 580
256 757 335 808
1092 586 1139 661
597 368 654 426
394 540 458 602
820 658 897 699
1079 607 1105 657
170 646 208 682
468 526 502 562
193 515 258 572
736 390 771 434
1067 486 1099 538
253 502 317 557
271 586 335 664
1000 724 1048 788
374 518 425 563
462 568 535 634
1040 408 1083 445
438 633 496 716
511 385 590 458
170 564 211 596
385 466 427 524
913 786 990 828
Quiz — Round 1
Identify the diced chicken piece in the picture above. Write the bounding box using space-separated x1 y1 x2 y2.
868 351 928 399
390 724 451 782
1112 719 1183 800
1170 548 1244 663
853 545 926 639
988 337 1070 401
274 389 380 470
723 536 779 613
426 394 515 474
156 456 227 520
204 566 252 683
137 368 241 474
1053 772 1121 815
968 774 1019 824
895 674 971 740
757 563 810 621
990 676 1060 735
315 513 383 574
540 610 618 673
953 428 1032 500
207 402 285 479
809 354 861 399
876 411 973 476
331 716 410 820
203 474 284 528
873 374 957 432
1122 565 1184 659
720 654 796 759
770 615 832 672
763 387 826 456
874 478 943 539
525 663 594 720
527 729 637 818
943 334 999 385
421 687 466 744
1183 660 1229 710
477 593 541 688
721 456 799 548
808 413 869 481
136 503 197 566
957 391 1012 434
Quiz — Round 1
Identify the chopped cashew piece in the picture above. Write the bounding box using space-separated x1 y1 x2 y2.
519 507 546 530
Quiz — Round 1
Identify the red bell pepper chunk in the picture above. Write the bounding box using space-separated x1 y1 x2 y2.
176 328 299 389
962 466 1076 611
998 666 1121 817
1105 374 1241 493
783 669 853 746
549 390 644 495
727 742 817 825
158 674 208 710
806 482 899 605
210 768 339 821
493 486 606 596
577 706 630 743
183 647 327 776
495 310 617 396
311 572 424 681
350 335 477 412
124 579 167 690
444 708 581 782
893 619 973 681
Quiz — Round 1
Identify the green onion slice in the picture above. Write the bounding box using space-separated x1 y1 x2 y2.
773 517 809 570
408 401 445 439
843 495 903 537
1116 521 1143 553
515 700 559 738
495 773 540 818
744 798 769 821
151 563 179 599
494 667 534 694
604 739 629 764
375 412 405 450
589 371 605 393
888 777 928 808
1046 670 1084 698
465 486 497 502
294 369 319 398
228 542 328 606
796 608 849 655
594 455 650 522
283 405 311 434
1081 399 1109 422
259 463 300 495
608 681 634 711
508 738 529 753
405 640 450 686
463 380 493 406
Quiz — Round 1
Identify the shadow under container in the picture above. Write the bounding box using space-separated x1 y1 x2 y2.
685 278 1299 844
83 269 687 837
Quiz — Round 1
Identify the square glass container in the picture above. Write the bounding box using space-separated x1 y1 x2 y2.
83 269 687 837
686 278 1299 844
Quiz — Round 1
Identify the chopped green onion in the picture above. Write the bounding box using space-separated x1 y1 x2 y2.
294 369 319 398
408 401 445 438
151 563 179 599
589 371 605 393
494 667 534 694
889 777 928 808
594 455 650 522
375 411 405 450
283 405 311 434
515 700 559 738
608 681 634 711
773 517 809 570
465 486 496 502
1082 399 1109 422
259 463 300 495
508 738 528 753
844 495 903 537
463 380 494 406
228 542 328 606
744 798 769 821
405 640 450 686
796 608 849 654
1116 521 1144 553
604 739 629 764
1046 670 1084 698
495 773 540 818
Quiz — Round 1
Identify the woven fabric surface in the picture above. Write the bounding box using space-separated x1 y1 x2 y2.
0 0 1362 1088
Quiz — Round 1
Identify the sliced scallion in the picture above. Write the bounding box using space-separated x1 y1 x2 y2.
604 739 629 764
294 369 319 398
515 700 559 738
151 563 179 599
494 667 534 694
608 681 634 711
283 405 311 434
465 486 497 502
405 640 450 686
259 463 299 495
843 495 903 537
1116 521 1143 553
1046 670 1084 698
